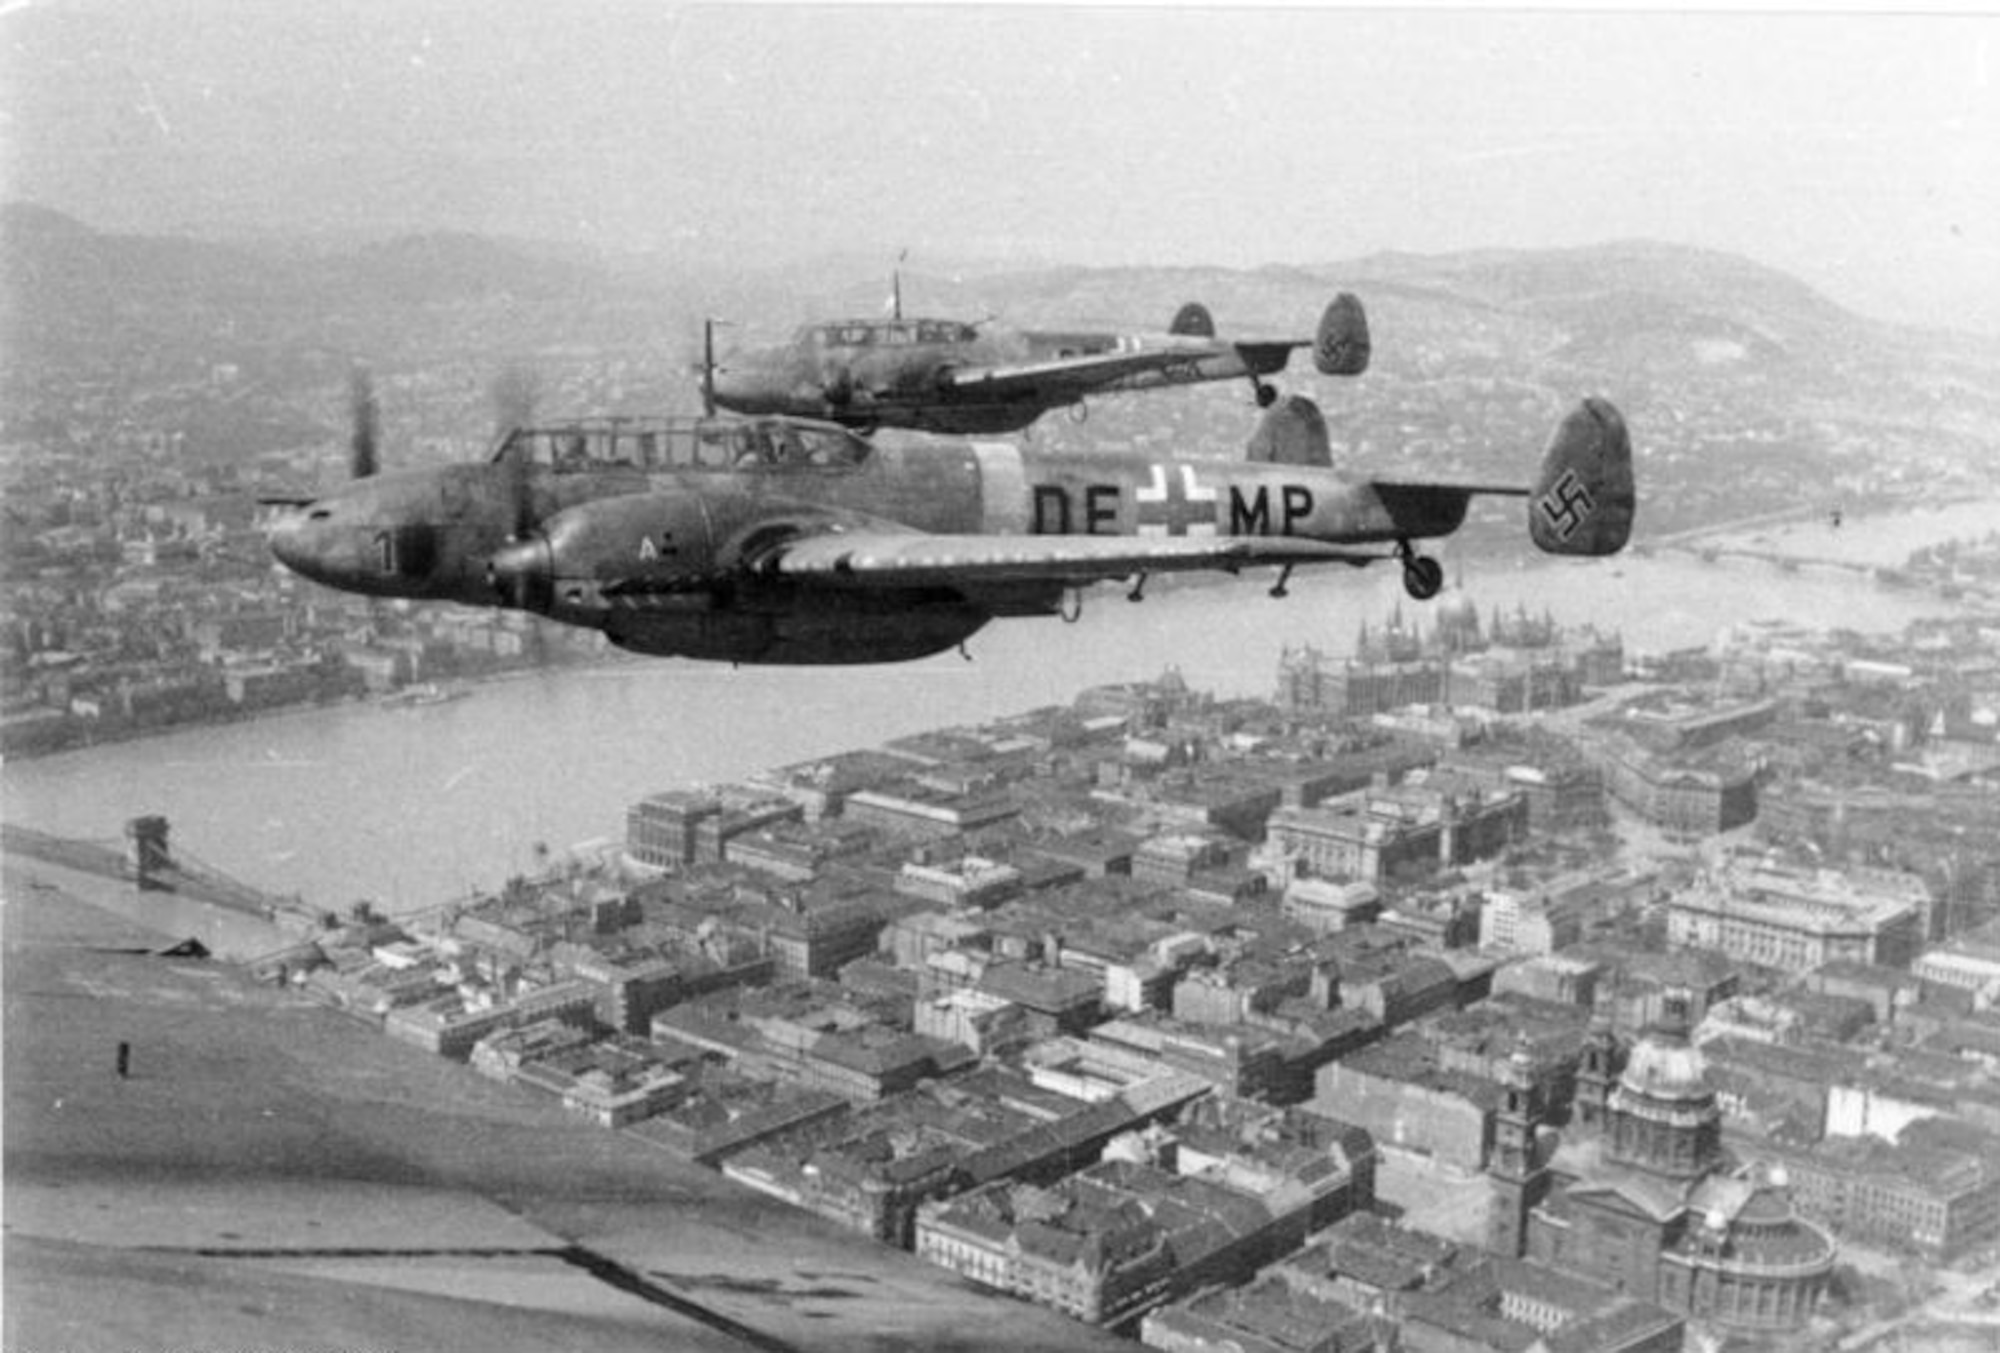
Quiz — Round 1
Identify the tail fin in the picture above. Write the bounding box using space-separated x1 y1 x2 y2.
1246 394 1333 467
1312 292 1371 376
1170 302 1216 338
1530 398 1635 556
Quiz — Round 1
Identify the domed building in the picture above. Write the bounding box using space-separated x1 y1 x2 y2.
1492 998 1837 1336
1604 1016 1724 1180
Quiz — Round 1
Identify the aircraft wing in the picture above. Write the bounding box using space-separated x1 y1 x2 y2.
937 344 1238 402
768 529 1379 588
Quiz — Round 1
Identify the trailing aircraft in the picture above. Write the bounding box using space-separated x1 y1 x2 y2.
704 289 1372 435
268 392 1634 666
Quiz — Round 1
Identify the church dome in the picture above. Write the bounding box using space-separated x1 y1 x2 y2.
1605 1017 1723 1179
1619 1029 1710 1101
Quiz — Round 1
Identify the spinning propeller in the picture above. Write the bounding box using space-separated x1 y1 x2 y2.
348 365 380 480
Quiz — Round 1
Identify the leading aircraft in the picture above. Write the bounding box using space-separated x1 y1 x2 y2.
268 392 1634 666
705 289 1372 436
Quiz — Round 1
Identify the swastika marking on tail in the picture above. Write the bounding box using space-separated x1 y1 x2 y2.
1537 469 1595 542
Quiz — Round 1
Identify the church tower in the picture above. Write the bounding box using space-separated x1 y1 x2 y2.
1574 1014 1622 1136
1487 1043 1551 1258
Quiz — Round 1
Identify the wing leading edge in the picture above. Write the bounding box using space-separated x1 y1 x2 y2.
938 342 1256 402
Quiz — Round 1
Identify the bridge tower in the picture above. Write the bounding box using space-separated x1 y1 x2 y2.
124 815 172 892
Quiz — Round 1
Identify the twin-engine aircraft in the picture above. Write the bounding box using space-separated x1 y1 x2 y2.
706 293 1372 436
268 393 1635 666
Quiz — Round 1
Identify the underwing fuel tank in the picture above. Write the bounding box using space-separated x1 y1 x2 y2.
1529 398 1635 556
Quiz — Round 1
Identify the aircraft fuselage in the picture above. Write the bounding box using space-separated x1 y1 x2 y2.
270 396 1629 667
713 323 1278 435
272 431 1443 663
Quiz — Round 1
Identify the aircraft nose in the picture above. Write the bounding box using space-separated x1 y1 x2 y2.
707 362 767 413
267 509 311 573
267 505 337 584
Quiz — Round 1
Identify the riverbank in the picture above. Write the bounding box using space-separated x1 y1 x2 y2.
11 493 1995 770
3 651 605 766
2 863 1123 1353
12 512 1984 918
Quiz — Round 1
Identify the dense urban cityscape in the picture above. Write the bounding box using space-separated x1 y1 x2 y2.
49 585 1992 1352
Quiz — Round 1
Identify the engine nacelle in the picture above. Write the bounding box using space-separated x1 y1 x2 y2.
489 492 719 619
605 592 990 665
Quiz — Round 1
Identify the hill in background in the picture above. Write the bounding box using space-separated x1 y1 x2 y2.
6 203 1998 538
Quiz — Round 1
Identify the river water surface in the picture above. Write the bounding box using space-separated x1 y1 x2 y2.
6 501 1989 914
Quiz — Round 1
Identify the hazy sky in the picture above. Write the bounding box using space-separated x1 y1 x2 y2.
5 3 1998 331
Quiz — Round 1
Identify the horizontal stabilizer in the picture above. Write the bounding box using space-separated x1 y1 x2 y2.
1169 302 1216 338
1246 394 1333 467
1529 398 1635 556
1313 293 1371 376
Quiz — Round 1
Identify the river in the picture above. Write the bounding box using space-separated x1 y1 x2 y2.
6 501 1990 915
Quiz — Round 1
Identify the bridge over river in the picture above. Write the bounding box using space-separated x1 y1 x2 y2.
1 817 327 933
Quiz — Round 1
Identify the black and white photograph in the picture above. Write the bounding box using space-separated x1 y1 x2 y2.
4 5 1999 1351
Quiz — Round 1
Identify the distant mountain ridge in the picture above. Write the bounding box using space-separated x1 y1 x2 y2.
6 200 1995 428
7 202 1997 539
3 201 1973 347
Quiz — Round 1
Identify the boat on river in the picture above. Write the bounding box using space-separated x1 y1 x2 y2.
380 681 469 710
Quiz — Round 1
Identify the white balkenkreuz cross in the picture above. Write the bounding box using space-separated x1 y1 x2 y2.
1135 465 1218 537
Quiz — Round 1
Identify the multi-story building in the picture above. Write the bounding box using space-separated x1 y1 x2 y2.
896 854 1023 909
625 789 721 868
1441 742 1608 835
842 779 1020 841
1493 954 1602 1009
1399 1262 1685 1353
1264 801 1441 886
555 1065 686 1128
1132 830 1240 888
1092 1014 1295 1102
1479 888 1584 956
1139 1273 1379 1353
1913 941 2000 995
722 1075 1116 1248
916 1154 1345 1329
653 984 975 1102
725 818 878 882
743 893 891 981
1263 778 1524 889
1266 1210 1460 1321
693 787 806 862
1420 995 1591 1126
1666 857 1930 974
1281 878 1382 935
1313 1031 1501 1171
383 979 600 1060
1583 727 1761 838
1753 1118 2000 1260
1165 1097 1377 1236
551 945 687 1035
914 987 1032 1057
